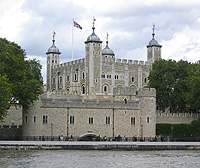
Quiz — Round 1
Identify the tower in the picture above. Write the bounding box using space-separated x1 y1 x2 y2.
146 23 162 64
84 18 102 94
46 31 61 91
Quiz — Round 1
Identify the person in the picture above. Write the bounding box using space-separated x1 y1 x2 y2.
117 134 121 141
42 135 45 141
104 136 107 141
124 135 128 141
60 135 64 141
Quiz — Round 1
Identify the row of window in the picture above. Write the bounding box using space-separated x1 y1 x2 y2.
25 115 151 124
53 74 147 84
53 72 85 84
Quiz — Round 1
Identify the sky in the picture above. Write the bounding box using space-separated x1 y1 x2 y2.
1 0 200 83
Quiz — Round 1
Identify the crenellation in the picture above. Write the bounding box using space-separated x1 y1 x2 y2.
122 59 127 64
128 60 133 64
116 58 121 63
134 60 138 65
139 61 144 66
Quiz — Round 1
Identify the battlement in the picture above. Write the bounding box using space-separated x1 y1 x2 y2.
156 112 199 124
114 59 149 66
53 58 85 69
137 88 156 97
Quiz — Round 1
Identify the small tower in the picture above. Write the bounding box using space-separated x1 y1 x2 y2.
146 23 162 64
85 17 102 94
46 31 61 91
102 33 115 58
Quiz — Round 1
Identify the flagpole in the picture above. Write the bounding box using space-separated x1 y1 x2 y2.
72 19 74 61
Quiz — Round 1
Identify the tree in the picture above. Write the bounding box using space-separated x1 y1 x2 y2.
0 75 12 121
148 59 193 113
0 38 43 120
186 65 200 112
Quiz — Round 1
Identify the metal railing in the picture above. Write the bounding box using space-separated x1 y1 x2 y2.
1 136 200 142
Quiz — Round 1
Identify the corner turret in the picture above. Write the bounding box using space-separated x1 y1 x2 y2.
146 23 162 64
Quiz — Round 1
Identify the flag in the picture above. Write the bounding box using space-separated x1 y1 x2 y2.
73 21 82 30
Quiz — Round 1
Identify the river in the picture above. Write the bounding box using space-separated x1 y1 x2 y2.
0 150 200 168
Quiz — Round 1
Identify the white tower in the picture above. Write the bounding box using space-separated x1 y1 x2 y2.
46 31 61 91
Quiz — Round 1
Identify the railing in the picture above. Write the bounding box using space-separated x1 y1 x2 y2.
1 136 200 142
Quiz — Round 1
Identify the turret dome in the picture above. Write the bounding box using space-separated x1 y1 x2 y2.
85 18 102 44
146 23 162 48
46 32 61 54
102 33 115 56
47 43 61 54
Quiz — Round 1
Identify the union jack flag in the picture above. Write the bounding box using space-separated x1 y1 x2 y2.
73 21 82 30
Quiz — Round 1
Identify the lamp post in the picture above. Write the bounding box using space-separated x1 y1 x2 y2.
51 123 54 141
11 121 14 140
57 72 60 90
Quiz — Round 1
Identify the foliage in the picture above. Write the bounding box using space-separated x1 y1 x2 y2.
148 58 200 113
156 123 195 138
0 38 43 120
0 75 12 121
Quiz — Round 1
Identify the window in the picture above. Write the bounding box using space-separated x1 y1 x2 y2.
104 86 107 92
95 79 98 83
82 85 85 94
147 117 150 123
25 116 28 123
101 74 105 78
144 78 147 83
74 73 77 81
60 76 62 83
82 72 85 80
43 115 48 124
106 116 110 125
53 78 55 84
124 98 128 104
107 74 111 78
115 75 118 79
34 116 36 123
70 116 75 124
89 117 93 124
132 77 134 82
131 117 136 125
67 74 70 82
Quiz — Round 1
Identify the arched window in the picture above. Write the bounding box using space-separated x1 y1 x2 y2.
131 117 136 125
82 72 85 80
104 85 107 92
66 74 70 82
124 98 128 104
144 78 147 83
82 84 85 94
132 77 134 82
74 73 77 81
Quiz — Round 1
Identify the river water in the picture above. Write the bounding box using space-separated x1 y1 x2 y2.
0 150 200 168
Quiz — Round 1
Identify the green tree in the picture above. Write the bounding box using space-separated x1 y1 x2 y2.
148 59 192 113
186 65 200 113
0 75 12 121
0 38 43 120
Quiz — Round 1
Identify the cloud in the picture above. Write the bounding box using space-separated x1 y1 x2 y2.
1 0 200 84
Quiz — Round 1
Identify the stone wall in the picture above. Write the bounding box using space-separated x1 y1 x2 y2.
156 112 199 124
0 104 22 139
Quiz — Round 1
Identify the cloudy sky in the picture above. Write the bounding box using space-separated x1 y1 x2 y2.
1 0 200 83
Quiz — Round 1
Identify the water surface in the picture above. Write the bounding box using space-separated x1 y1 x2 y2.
0 150 200 168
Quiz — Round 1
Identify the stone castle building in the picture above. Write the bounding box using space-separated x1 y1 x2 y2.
21 21 162 139
4 21 187 140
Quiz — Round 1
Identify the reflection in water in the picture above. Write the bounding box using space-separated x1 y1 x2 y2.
0 150 200 168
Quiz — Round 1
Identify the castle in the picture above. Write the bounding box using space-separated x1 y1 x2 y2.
3 20 187 140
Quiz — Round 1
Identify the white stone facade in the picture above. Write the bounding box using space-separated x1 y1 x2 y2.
21 22 162 139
